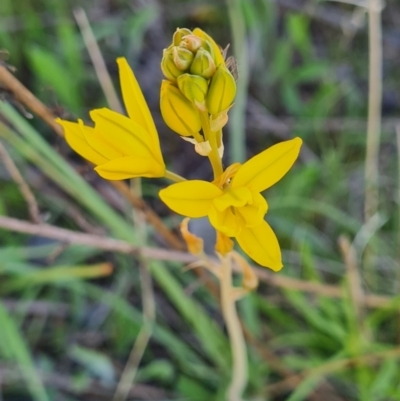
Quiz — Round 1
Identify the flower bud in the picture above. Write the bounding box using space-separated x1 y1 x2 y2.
173 47 193 71
190 48 216 79
177 74 208 111
161 49 183 81
206 64 236 115
193 28 225 67
173 28 192 46
179 34 205 53
160 80 201 137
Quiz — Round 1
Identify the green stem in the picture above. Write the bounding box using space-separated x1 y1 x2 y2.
220 256 248 401
200 111 223 179
165 170 186 182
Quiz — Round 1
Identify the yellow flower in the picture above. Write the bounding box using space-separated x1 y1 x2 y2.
56 57 165 180
159 138 302 270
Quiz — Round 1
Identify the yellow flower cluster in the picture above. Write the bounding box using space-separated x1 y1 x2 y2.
56 28 302 271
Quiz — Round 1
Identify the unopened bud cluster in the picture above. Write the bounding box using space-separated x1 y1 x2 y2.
160 27 237 137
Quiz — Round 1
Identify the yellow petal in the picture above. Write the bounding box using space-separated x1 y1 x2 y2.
95 156 165 180
80 120 121 160
56 119 107 165
236 220 282 271
237 193 268 227
213 163 241 189
116 58 160 151
160 80 201 137
89 108 161 161
231 137 302 193
213 187 252 211
159 181 222 218
208 205 242 237
193 28 225 67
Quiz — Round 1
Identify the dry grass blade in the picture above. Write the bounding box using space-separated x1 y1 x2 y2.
0 215 396 309
73 7 123 114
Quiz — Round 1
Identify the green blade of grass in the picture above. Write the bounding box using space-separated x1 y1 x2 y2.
0 301 49 401
151 261 230 371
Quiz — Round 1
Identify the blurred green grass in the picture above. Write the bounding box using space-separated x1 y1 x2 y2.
1 0 400 400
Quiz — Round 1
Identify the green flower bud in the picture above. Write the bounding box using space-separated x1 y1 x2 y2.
177 74 208 111
160 80 201 137
173 46 194 71
173 28 192 46
161 48 183 81
190 48 216 79
206 64 236 115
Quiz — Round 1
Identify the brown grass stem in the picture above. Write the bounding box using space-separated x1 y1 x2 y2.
0 140 41 223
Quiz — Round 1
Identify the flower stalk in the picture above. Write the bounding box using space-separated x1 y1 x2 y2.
165 170 186 183
200 110 223 179
220 256 248 401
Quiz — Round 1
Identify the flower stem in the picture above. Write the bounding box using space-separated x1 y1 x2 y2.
220 255 248 401
200 111 223 179
165 170 186 182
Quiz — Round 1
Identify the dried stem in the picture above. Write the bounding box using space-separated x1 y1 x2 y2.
0 215 397 309
364 0 382 222
338 235 370 339
0 140 41 223
220 256 248 401
73 7 123 114
0 65 63 136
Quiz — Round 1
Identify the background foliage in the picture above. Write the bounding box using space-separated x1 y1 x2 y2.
0 0 399 400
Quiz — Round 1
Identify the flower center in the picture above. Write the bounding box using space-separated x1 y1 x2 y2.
209 187 268 237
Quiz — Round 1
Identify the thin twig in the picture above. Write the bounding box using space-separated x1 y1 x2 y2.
0 215 397 309
73 7 123 114
364 0 383 222
0 66 63 136
0 140 41 223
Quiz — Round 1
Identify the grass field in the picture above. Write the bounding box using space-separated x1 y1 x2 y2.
0 0 400 400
